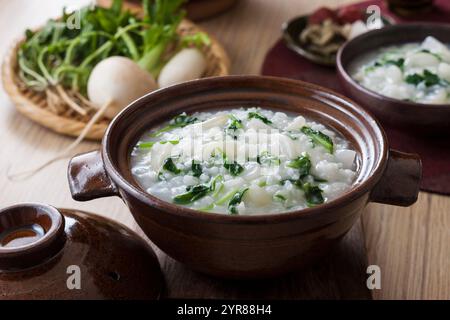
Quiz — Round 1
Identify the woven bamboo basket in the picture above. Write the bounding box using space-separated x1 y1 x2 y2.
2 19 230 140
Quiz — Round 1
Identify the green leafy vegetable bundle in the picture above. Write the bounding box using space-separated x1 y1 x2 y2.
17 0 209 97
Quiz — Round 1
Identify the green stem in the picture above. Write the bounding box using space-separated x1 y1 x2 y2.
216 188 239 206
37 47 56 85
117 27 139 61
137 41 166 76
64 31 113 65
17 53 48 86
79 40 113 68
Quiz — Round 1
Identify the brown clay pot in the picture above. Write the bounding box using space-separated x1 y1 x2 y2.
67 76 422 279
0 203 163 299
337 23 450 134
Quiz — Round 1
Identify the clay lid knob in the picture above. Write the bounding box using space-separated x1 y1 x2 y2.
0 203 66 271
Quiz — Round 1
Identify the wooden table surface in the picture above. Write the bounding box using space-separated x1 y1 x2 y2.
0 0 449 300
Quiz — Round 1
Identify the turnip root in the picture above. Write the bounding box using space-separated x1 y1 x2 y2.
8 57 157 180
88 56 157 119
158 48 206 88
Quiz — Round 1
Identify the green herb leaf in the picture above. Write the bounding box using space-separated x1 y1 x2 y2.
191 160 202 177
157 172 166 181
420 49 442 61
138 141 156 149
216 187 239 206
228 188 249 214
405 70 441 87
152 113 198 136
423 69 440 87
274 194 287 202
302 182 324 207
210 175 224 195
385 58 404 69
139 139 178 150
161 140 180 145
248 112 272 125
224 161 244 176
301 126 334 153
257 151 280 166
171 112 198 127
313 176 328 183
225 114 243 139
162 157 181 174
286 154 311 178
405 73 423 85
173 175 223 205
173 184 210 205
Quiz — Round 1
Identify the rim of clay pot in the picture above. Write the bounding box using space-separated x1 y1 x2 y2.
0 203 65 269
337 23 450 110
102 75 388 223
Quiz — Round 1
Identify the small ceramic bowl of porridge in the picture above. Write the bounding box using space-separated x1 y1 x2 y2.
67 76 421 278
337 23 450 134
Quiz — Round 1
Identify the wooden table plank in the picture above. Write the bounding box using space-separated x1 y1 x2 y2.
0 0 449 299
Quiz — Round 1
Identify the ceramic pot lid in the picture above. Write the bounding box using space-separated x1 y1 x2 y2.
0 203 164 300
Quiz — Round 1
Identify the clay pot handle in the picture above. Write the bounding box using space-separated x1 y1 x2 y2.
68 150 119 201
370 149 422 206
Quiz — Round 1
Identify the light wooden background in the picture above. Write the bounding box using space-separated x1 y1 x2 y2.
0 0 448 300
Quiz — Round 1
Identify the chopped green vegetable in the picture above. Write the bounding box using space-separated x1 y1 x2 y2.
257 180 267 187
365 57 404 73
171 112 198 127
211 175 224 198
257 151 280 166
286 154 311 178
191 160 202 177
198 203 215 212
385 58 405 69
228 188 249 214
161 140 180 145
420 49 442 61
248 112 272 125
138 139 178 150
151 112 198 136
138 141 156 149
217 148 244 176
157 172 166 181
225 114 243 139
423 70 441 87
301 126 334 153
302 182 324 207
173 184 210 205
216 188 239 206
405 73 423 85
224 161 244 176
173 175 223 205
162 157 181 174
210 175 223 192
274 194 287 202
405 69 441 87
227 114 243 130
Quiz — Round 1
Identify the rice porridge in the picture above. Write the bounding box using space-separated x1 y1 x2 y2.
130 107 358 215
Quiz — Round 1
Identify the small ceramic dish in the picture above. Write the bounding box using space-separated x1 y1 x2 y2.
282 14 393 67
337 23 450 134
67 76 421 279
